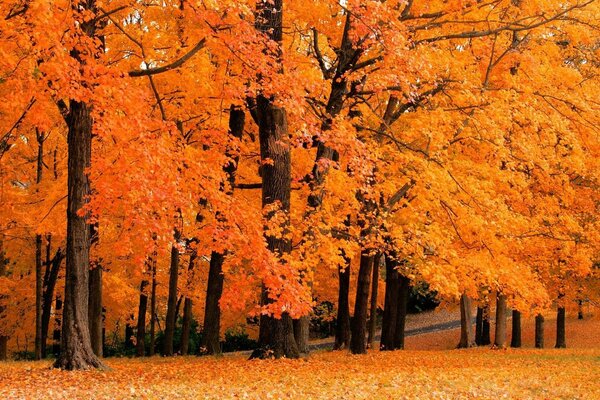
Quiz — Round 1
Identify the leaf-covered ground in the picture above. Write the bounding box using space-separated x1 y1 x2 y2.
2 316 599 399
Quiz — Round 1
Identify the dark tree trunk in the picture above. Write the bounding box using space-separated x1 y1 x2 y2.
203 252 225 355
180 252 196 356
535 314 544 348
52 295 62 357
481 305 491 346
163 237 180 356
510 310 522 348
457 294 475 348
293 317 310 355
494 293 507 348
555 307 566 348
577 300 584 320
350 253 374 354
135 280 148 357
380 255 399 351
41 244 63 358
88 224 102 357
0 241 7 360
333 258 351 350
149 259 157 356
35 234 43 360
252 1 298 359
367 254 380 349
394 274 410 350
475 306 483 345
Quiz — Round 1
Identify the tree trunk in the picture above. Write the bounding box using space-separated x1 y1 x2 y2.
394 274 410 350
52 295 62 357
555 307 566 348
293 317 310 355
180 252 196 356
494 293 507 348
88 264 102 357
149 259 157 356
0 241 8 360
475 306 483 346
510 310 521 348
163 238 180 356
350 253 373 354
35 234 43 360
333 258 351 350
125 319 134 350
457 294 475 348
577 300 584 320
41 244 63 358
535 314 544 348
203 251 225 355
380 255 398 351
367 254 380 349
135 280 148 357
481 304 491 345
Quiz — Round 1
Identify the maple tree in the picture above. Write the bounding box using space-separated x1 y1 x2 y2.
0 0 598 373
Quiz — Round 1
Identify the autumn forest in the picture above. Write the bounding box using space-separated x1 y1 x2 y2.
0 0 599 398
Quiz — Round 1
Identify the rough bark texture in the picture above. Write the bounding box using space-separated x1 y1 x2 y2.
457 294 475 348
494 293 507 348
535 314 545 348
367 254 380 349
475 306 483 345
88 263 103 357
293 317 310 355
380 255 399 351
555 307 566 348
350 253 374 354
163 239 180 356
510 310 522 348
394 274 410 350
135 280 148 357
333 258 351 350
202 106 244 356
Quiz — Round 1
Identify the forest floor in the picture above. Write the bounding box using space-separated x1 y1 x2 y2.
1 315 599 399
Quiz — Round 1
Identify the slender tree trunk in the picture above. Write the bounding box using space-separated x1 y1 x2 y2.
350 253 374 354
481 304 491 345
41 244 63 358
52 295 62 357
333 258 351 350
88 224 103 357
125 318 134 350
577 299 584 320
163 236 180 356
203 252 225 355
149 259 157 356
510 310 521 348
380 255 398 351
180 252 196 355
475 306 483 345
494 293 507 348
555 307 566 348
35 234 43 360
394 274 410 350
535 314 544 348
135 280 148 357
367 254 380 349
0 241 7 360
457 294 474 348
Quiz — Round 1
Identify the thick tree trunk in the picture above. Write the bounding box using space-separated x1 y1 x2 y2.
333 258 351 350
54 99 104 370
203 251 225 355
367 254 380 349
293 317 310 355
510 310 522 348
380 255 398 351
535 314 544 348
135 280 148 357
0 241 8 360
394 274 410 350
475 306 483 345
481 304 491 345
35 234 43 360
350 253 373 354
149 259 157 356
458 294 475 348
163 238 180 356
494 293 507 348
555 307 566 348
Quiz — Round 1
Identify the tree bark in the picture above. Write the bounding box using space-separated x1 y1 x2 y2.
88 224 103 357
333 257 351 350
494 293 507 348
125 318 134 350
350 253 373 354
394 274 410 350
0 241 8 360
35 234 43 360
367 254 380 349
555 307 566 348
180 251 196 355
135 280 148 357
41 244 63 358
475 306 483 345
481 304 491 345
163 235 180 356
293 317 310 355
510 310 521 348
380 255 398 351
52 295 62 357
457 294 475 348
535 313 544 348
149 258 157 356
